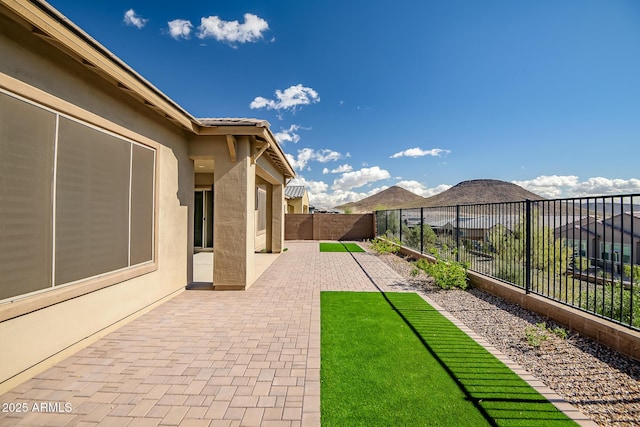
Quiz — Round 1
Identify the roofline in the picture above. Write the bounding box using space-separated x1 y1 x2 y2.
2 0 295 178
198 123 295 179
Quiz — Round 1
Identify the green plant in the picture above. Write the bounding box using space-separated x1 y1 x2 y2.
414 255 469 290
495 261 526 287
489 212 571 274
525 325 548 347
401 223 437 252
370 236 400 254
551 326 568 339
623 264 640 284
575 257 590 271
524 322 568 347
580 283 640 328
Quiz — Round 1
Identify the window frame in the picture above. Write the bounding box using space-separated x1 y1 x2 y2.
0 79 159 323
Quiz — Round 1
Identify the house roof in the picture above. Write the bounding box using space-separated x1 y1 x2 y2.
199 118 271 127
2 0 295 179
285 185 307 199
197 118 294 179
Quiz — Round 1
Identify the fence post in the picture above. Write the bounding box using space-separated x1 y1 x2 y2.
420 207 424 254
399 209 402 243
525 199 531 294
455 205 460 262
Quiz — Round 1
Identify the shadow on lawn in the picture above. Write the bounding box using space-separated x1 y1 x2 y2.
345 250 576 426
382 293 574 426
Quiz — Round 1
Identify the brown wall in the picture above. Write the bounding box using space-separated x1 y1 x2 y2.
285 213 374 241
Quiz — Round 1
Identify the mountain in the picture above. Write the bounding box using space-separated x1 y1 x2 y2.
401 179 545 208
335 180 546 212
334 186 426 212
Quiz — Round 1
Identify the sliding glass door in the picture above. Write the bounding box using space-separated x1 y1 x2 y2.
194 189 213 248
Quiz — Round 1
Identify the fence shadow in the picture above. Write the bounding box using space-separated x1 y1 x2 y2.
382 292 576 426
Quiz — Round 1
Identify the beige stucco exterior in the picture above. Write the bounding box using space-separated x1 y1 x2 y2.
286 186 310 213
287 192 310 213
0 0 293 391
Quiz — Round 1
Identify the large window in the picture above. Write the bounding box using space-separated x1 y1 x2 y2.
0 91 155 301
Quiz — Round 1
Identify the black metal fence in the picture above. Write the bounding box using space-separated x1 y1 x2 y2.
375 194 640 330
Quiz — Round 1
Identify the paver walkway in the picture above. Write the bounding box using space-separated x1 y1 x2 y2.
0 241 590 426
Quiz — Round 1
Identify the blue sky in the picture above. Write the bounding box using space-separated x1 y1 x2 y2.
49 0 640 208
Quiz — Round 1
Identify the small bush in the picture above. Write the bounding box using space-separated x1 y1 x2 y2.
623 264 640 284
525 325 548 347
495 261 526 287
415 256 469 290
551 326 568 339
524 322 567 347
370 236 400 254
580 283 640 328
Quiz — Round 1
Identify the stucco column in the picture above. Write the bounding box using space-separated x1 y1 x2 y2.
213 136 255 289
271 184 284 253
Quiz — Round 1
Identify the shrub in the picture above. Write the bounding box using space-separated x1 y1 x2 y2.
415 256 469 291
525 325 548 347
580 283 640 328
370 236 400 254
575 257 591 271
623 264 640 284
401 223 437 252
524 322 568 347
495 261 526 287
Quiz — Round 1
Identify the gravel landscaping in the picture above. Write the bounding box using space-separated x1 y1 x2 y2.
362 242 640 427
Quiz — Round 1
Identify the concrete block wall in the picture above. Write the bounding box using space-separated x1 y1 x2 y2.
285 213 374 241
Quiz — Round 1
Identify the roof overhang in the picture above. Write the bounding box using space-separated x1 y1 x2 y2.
197 119 295 179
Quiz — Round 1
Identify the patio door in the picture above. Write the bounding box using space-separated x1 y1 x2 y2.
194 189 214 248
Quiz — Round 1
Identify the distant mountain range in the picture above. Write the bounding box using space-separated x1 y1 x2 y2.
335 179 545 212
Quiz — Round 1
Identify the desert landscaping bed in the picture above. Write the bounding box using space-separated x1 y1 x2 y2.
362 241 640 427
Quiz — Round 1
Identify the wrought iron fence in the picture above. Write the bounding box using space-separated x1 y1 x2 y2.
374 194 640 331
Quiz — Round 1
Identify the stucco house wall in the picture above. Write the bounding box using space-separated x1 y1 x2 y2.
0 0 293 392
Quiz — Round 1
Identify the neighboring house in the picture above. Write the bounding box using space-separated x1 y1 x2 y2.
0 0 294 391
556 212 640 267
285 185 309 213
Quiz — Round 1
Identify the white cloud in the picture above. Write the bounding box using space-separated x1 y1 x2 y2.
315 149 342 163
390 147 450 159
331 166 391 191
291 176 390 209
250 84 320 112
325 164 353 174
285 148 345 171
274 125 303 144
197 13 268 44
512 175 640 198
124 9 148 29
285 148 315 171
395 180 451 198
168 19 193 39
288 176 328 195
573 177 640 196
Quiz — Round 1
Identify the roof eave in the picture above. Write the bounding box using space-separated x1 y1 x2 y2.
197 121 295 179
4 0 199 132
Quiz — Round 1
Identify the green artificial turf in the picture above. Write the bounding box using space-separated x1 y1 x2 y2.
321 291 576 427
319 242 365 253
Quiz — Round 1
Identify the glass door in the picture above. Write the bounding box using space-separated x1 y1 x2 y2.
194 189 214 248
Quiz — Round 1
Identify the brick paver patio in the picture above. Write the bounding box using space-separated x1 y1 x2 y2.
0 241 591 426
